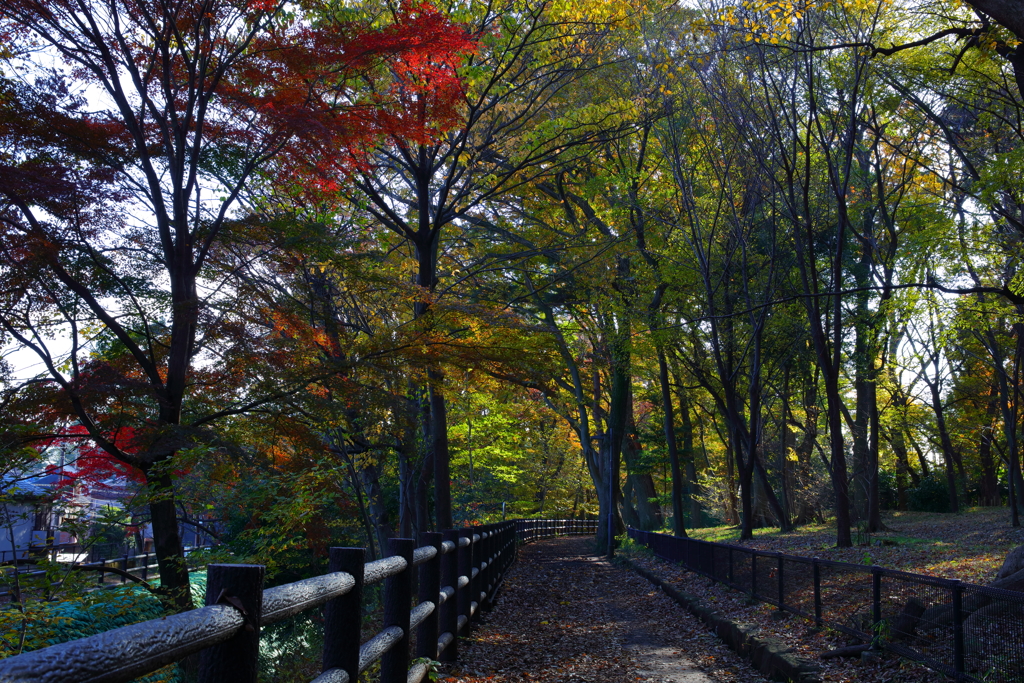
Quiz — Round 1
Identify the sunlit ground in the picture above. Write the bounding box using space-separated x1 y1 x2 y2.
680 507 1024 583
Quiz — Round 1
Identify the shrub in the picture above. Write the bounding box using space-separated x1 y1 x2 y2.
907 474 951 513
878 470 900 510
0 585 177 682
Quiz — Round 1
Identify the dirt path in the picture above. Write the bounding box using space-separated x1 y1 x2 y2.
440 537 770 683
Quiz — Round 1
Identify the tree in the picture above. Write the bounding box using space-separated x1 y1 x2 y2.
0 0 473 610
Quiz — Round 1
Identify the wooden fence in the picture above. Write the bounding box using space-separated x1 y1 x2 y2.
0 518 595 683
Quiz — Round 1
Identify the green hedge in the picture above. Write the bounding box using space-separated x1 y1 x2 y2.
0 573 210 683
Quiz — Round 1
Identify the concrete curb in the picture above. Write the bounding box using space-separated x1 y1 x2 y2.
618 557 821 683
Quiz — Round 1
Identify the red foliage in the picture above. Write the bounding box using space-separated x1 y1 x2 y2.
48 425 146 493
246 1 478 201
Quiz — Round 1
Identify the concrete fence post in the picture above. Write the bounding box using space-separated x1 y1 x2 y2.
323 547 364 680
417 532 442 661
439 529 460 663
380 538 414 683
197 564 265 683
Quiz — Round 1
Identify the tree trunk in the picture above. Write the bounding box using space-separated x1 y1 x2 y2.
429 371 452 530
925 359 960 513
824 375 853 547
658 348 687 536
607 330 631 544
623 391 662 530
146 470 191 612
979 384 1001 506
675 378 700 528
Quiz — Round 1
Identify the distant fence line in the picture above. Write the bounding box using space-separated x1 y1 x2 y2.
515 518 598 543
629 528 1024 683
0 518 596 683
0 544 212 603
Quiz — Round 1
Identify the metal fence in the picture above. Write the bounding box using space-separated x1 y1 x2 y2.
0 544 212 603
0 519 595 683
628 528 1024 683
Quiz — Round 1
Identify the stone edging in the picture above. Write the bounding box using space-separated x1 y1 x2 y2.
618 557 821 683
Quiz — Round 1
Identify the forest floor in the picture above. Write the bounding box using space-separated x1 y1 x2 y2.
614 507 1024 683
686 507 1024 584
621 548 948 683
439 536 772 683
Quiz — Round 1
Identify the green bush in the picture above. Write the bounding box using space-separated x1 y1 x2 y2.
0 568 340 682
908 474 951 513
0 573 212 683
878 470 899 510
0 585 177 683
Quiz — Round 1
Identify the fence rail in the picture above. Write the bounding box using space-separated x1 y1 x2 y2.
628 528 1024 683
0 519 595 683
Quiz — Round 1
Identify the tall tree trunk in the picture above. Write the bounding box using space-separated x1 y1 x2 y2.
823 375 854 547
680 396 703 529
413 154 452 533
736 430 755 538
359 462 392 559
979 384 1001 506
924 357 960 513
146 470 191 612
753 454 792 531
780 367 793 524
607 326 631 544
533 297 622 551
429 371 452 530
623 390 662 530
658 348 687 536
994 337 1024 525
886 421 916 510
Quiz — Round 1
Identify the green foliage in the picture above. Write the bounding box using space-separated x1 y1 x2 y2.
0 586 177 682
907 474 951 513
258 611 324 683
878 470 899 511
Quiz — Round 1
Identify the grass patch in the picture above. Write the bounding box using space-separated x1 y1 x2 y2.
673 507 1024 584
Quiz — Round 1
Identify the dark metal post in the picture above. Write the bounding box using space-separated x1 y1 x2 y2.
197 564 265 683
98 559 104 586
607 435 615 559
871 566 882 647
813 559 822 628
952 580 965 675
728 546 734 585
417 532 442 661
777 553 785 610
751 552 758 600
381 538 414 683
324 547 364 680
439 530 460 663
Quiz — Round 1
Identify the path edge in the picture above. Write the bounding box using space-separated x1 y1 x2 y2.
617 557 821 683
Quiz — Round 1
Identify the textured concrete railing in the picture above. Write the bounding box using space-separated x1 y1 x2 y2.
0 519 598 683
0 522 522 683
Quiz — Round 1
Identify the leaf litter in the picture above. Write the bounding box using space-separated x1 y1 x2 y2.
439 537 770 683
